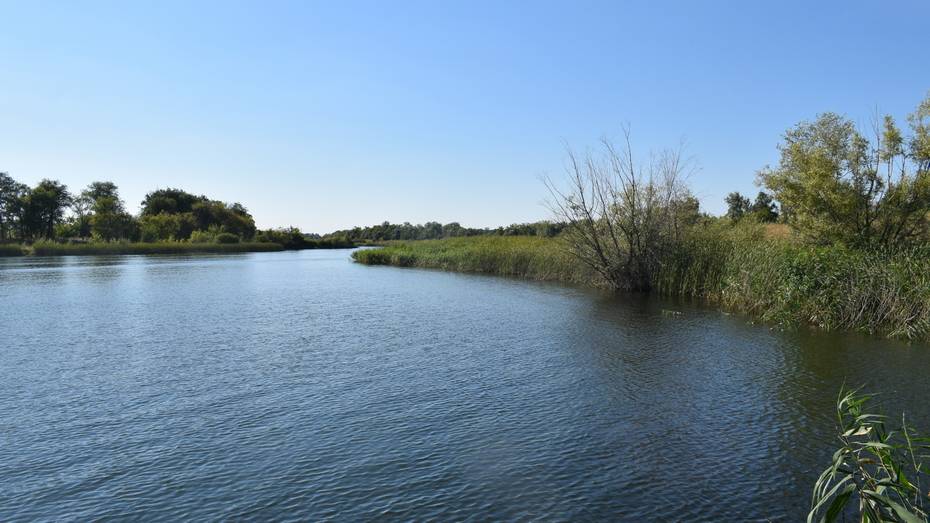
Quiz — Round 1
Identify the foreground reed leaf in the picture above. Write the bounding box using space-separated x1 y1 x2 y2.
809 387 929 522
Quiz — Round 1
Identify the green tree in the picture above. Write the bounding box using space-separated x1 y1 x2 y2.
139 213 180 241
90 196 135 241
759 93 930 248
749 191 778 223
140 188 207 216
71 193 94 238
725 192 751 221
908 92 930 173
75 182 135 241
83 181 120 203
190 200 256 239
28 180 72 240
138 212 197 241
9 189 31 241
442 222 464 237
256 227 308 248
0 172 28 242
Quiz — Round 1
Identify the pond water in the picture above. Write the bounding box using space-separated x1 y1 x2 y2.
1 249 928 521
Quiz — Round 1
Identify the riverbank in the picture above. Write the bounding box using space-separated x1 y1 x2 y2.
0 239 364 257
34 241 289 256
352 236 598 284
9 241 285 256
353 224 930 340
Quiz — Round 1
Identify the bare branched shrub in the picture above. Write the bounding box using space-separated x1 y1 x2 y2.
545 128 697 291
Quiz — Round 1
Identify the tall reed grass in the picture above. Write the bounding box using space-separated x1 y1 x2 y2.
658 221 930 339
355 225 930 339
352 236 599 285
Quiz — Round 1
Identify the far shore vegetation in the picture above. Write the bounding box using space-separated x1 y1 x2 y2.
357 91 930 341
0 179 355 256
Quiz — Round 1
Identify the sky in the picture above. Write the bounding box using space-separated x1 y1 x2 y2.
1 1 929 233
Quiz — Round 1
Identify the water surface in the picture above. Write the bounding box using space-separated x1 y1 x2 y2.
2 250 928 521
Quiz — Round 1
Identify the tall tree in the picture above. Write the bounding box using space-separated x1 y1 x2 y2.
90 196 134 241
140 188 207 216
725 192 751 221
749 191 779 222
759 92 930 248
28 180 72 240
0 172 28 241
71 193 94 238
83 181 120 203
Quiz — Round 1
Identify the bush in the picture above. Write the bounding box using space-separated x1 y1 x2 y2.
214 232 240 244
257 227 355 249
189 230 214 243
139 212 196 241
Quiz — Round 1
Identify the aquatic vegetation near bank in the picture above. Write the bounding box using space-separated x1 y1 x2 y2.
659 222 930 339
354 224 930 340
809 388 930 522
352 236 598 285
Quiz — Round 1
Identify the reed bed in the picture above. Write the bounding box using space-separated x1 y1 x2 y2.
657 222 930 339
355 226 930 340
352 236 600 285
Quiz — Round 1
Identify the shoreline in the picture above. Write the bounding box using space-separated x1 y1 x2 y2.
0 242 359 257
352 234 930 342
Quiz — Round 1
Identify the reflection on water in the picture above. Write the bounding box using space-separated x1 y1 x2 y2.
1 250 928 521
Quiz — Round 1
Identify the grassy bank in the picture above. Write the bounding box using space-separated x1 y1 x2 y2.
660 223 930 339
352 236 598 284
354 225 930 339
27 241 285 256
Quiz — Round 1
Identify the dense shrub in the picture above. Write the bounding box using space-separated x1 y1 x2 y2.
214 232 240 244
257 227 355 249
189 230 214 243
139 212 197 241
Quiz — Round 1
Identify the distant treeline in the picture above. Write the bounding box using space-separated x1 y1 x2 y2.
0 172 568 252
325 220 565 242
0 176 335 250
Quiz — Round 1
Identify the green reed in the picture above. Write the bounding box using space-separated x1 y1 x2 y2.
354 224 930 340
352 236 598 285
809 387 929 522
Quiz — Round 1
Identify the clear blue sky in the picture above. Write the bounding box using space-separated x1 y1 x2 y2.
2 1 928 233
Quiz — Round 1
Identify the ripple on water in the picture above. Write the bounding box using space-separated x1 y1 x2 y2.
1 251 929 521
